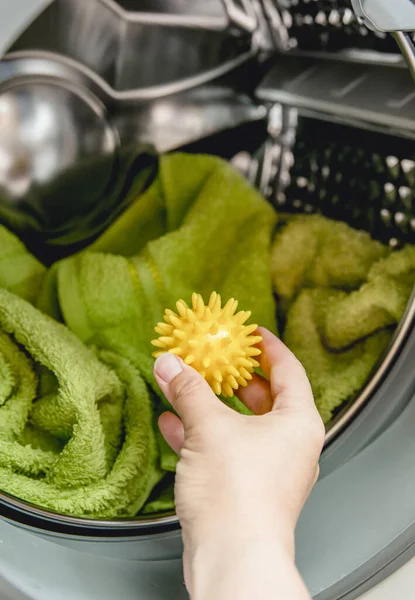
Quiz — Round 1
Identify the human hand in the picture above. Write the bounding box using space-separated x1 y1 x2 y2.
154 328 325 599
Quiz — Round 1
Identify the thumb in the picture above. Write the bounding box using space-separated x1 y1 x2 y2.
154 353 225 429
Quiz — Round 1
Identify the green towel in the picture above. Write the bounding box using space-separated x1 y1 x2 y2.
0 226 46 304
38 152 278 477
271 215 415 423
271 214 389 307
0 287 160 517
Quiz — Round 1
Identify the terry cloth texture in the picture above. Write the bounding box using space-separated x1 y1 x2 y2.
271 215 415 423
0 288 160 517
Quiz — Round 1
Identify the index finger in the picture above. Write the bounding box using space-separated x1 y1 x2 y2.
257 327 314 410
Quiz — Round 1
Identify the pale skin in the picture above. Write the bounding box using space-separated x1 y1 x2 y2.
154 327 325 600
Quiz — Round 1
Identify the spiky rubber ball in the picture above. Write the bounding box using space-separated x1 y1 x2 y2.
152 292 262 397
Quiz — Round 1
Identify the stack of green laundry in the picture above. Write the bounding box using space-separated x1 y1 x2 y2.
0 153 277 517
0 152 414 518
271 215 415 423
0 286 160 517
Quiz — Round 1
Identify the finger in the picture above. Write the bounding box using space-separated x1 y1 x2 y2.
236 373 273 415
257 327 314 410
158 412 185 455
154 353 227 429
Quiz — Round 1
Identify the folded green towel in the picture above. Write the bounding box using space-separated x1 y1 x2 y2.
283 288 392 423
0 226 46 304
38 152 278 478
322 245 415 349
272 215 415 423
271 214 389 306
0 288 160 517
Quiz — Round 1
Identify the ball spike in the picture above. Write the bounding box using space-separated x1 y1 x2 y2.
217 356 229 365
169 315 183 329
212 381 222 395
204 307 212 320
240 367 253 380
238 358 253 369
155 323 173 335
236 311 251 325
233 348 245 358
223 383 234 397
224 298 238 316
243 323 258 336
159 336 174 346
174 329 186 340
208 291 218 308
151 339 165 348
247 335 263 346
196 295 204 314
187 308 196 323
176 300 188 316
170 347 184 356
213 370 223 383
210 293 222 312
226 365 240 378
228 375 239 390
246 347 261 357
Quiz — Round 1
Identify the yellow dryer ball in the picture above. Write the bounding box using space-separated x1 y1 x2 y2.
152 292 262 397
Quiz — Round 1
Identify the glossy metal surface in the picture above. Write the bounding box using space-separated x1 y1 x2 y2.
0 0 263 246
9 0 255 94
350 0 415 87
257 55 415 139
0 78 116 207
264 0 401 61
393 32 415 87
351 0 415 33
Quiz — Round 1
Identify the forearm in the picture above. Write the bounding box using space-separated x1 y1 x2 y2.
188 522 311 600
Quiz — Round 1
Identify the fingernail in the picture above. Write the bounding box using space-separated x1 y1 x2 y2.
154 353 183 383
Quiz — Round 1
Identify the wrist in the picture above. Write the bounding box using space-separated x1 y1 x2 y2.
185 498 295 557
189 525 296 600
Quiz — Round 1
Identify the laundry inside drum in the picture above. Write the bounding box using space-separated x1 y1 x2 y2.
256 115 415 440
0 106 414 524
